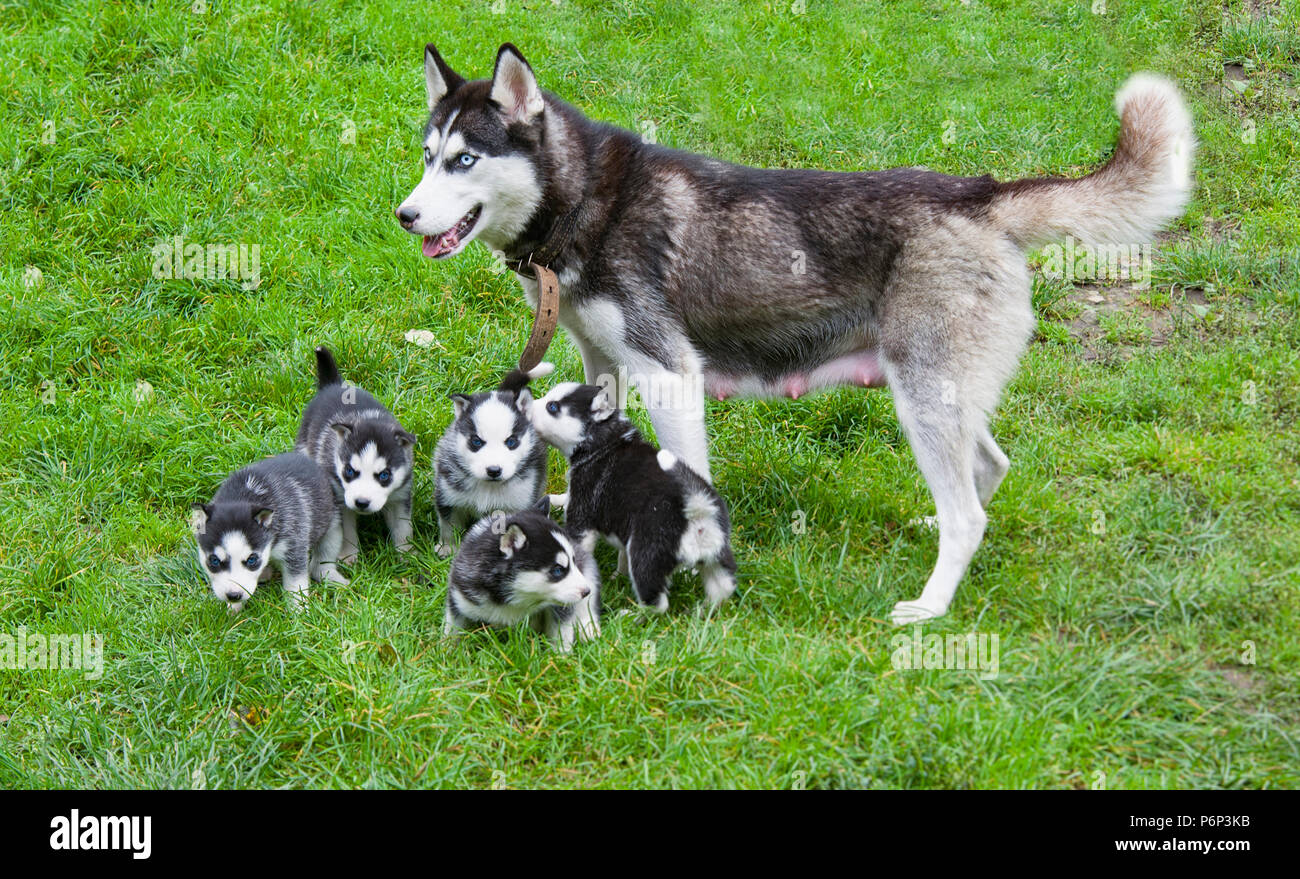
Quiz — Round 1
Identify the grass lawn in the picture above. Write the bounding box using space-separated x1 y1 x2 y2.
1 0 1297 789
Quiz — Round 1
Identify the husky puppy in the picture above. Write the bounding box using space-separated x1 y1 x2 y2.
433 363 552 557
396 43 1194 624
530 382 736 613
297 347 417 563
444 498 600 651
191 452 347 612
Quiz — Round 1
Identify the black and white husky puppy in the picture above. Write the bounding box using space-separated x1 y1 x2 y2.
433 362 552 557
296 347 417 563
191 452 347 612
529 382 737 613
444 497 600 651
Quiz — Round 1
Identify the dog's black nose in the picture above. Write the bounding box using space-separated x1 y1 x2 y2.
486 466 502 479
396 206 420 229
225 590 243 602
354 498 370 510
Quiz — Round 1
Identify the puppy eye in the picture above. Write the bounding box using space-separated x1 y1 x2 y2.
423 147 434 164
207 554 222 572
245 554 260 569
343 465 359 481
468 435 484 451
505 435 520 450
456 153 477 168
545 402 560 416
377 469 393 486
549 564 567 581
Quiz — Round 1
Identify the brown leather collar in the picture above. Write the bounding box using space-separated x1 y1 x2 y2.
506 206 581 372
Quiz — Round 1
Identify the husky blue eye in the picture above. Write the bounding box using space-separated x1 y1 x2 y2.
207 554 221 572
549 564 567 581
546 401 560 416
343 464 358 481
457 153 477 168
377 469 392 486
245 554 260 569
505 435 519 450
468 435 484 451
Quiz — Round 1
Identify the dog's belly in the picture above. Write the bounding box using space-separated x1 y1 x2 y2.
705 348 887 400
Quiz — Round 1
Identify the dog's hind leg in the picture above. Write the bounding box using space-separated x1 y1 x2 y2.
886 367 987 626
973 425 1010 508
627 537 673 613
700 543 737 608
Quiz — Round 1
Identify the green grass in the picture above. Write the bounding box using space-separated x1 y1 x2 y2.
1 0 1298 788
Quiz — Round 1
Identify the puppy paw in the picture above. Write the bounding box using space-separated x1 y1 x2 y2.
338 546 359 565
394 540 413 554
435 543 453 559
890 599 947 626
320 565 350 586
547 492 570 509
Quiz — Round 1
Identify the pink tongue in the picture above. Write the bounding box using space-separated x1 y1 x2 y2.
422 231 459 259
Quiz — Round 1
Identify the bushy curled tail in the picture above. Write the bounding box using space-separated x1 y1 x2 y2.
991 74 1195 249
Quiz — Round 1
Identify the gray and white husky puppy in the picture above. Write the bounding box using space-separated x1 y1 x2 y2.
396 43 1193 624
444 497 600 651
433 362 552 557
191 452 347 612
530 381 736 613
297 347 417 563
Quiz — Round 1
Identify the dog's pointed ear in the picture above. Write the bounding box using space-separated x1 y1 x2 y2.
532 495 551 515
499 523 527 558
253 508 275 529
490 43 544 124
189 503 211 535
330 422 352 441
591 388 616 421
425 44 465 111
395 429 417 448
450 393 471 419
515 386 533 412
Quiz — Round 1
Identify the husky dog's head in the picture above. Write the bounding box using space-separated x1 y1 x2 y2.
396 42 547 259
451 502 593 617
191 503 275 610
330 422 417 513
446 382 539 483
529 381 622 458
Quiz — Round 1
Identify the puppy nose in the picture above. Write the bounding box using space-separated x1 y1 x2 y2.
225 590 243 602
354 498 370 510
486 466 502 479
396 206 419 229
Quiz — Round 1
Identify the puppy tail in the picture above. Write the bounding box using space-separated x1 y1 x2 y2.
991 74 1194 250
498 361 555 395
314 346 342 388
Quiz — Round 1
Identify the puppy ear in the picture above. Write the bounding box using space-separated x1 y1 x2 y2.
425 44 465 111
450 393 471 419
395 429 417 448
253 508 275 529
532 495 551 515
591 388 616 421
189 503 211 535
490 43 544 123
330 422 352 441
515 387 533 412
499 523 527 558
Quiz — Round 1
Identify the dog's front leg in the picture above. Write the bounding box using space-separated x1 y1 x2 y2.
643 377 712 483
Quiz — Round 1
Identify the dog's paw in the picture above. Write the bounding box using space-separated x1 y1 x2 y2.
890 600 947 626
338 546 359 565
394 540 413 554
547 492 569 509
435 542 453 559
907 515 939 531
320 565 350 586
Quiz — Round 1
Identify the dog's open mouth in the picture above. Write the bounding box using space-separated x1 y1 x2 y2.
422 205 482 259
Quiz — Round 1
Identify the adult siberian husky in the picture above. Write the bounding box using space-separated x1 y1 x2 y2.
395 43 1194 624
